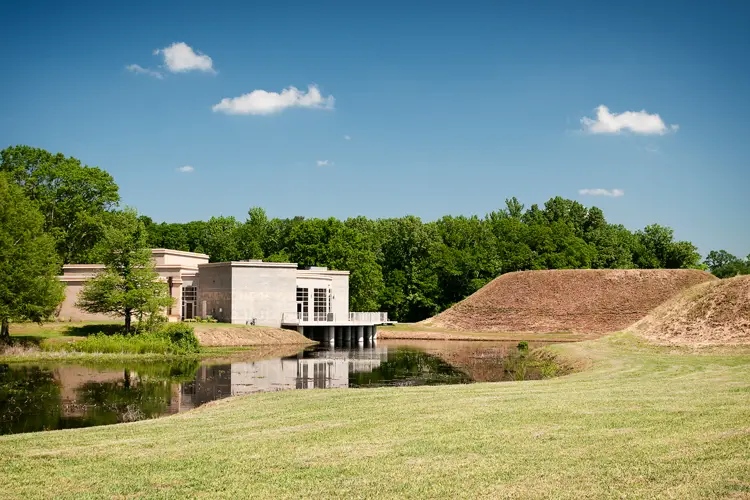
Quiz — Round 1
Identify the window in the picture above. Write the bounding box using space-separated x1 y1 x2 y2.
296 287 309 321
182 286 197 320
313 288 327 321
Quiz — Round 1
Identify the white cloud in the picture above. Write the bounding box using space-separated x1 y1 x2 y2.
177 165 195 173
578 188 624 197
154 42 214 73
581 105 677 135
316 160 332 167
637 145 661 154
344 135 351 141
125 64 163 79
212 85 334 115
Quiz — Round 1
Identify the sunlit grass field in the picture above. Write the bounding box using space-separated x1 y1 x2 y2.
2 333 749 499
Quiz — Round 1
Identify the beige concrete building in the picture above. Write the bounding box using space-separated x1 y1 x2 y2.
57 249 390 343
58 249 209 323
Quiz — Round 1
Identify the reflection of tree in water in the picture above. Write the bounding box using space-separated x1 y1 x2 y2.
0 364 62 435
350 349 473 387
0 360 202 435
74 360 201 424
76 372 173 424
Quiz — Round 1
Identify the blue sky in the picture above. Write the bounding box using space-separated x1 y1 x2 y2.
1 0 748 257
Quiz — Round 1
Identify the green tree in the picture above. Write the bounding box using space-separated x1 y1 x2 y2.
633 224 702 269
0 175 65 340
0 145 120 265
76 210 173 333
238 207 268 260
201 216 241 262
704 250 750 278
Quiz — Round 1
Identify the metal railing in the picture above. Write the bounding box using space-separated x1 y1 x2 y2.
282 312 336 324
349 312 389 323
281 311 389 324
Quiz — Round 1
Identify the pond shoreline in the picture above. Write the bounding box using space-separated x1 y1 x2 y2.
1 322 316 364
378 325 596 343
1 340 558 435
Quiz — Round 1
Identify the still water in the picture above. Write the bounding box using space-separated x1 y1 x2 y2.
0 341 556 435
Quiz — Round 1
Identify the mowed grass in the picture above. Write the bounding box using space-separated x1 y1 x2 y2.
2 333 750 499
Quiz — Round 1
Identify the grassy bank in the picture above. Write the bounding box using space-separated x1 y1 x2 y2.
2 333 749 498
1 321 314 363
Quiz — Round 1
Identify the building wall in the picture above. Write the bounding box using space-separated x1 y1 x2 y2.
330 274 350 318
230 264 297 326
194 264 233 322
56 282 114 322
57 250 208 323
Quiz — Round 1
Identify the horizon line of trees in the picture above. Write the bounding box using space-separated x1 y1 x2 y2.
1 144 748 335
138 202 712 322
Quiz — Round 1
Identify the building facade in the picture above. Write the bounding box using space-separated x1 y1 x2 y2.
57 249 388 334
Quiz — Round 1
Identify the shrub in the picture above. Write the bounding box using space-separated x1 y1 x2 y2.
157 323 200 353
184 316 218 324
517 341 529 352
46 323 200 355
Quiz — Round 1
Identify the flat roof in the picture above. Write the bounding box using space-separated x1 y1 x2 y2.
297 269 350 276
151 248 210 259
199 261 298 269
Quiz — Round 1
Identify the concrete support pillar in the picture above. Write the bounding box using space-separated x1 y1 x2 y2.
327 326 335 346
357 326 365 344
369 325 377 344
335 327 342 345
297 326 305 338
343 326 350 347
170 278 183 321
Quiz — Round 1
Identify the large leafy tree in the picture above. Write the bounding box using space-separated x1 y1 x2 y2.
704 250 750 278
634 224 701 269
0 175 65 340
237 207 269 260
76 210 173 333
0 145 120 265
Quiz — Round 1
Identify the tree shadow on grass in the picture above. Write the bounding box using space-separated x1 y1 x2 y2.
63 324 127 337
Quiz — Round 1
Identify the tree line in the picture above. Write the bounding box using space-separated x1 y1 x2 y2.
139 203 710 322
1 145 747 337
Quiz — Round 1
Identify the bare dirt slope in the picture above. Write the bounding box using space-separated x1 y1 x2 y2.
194 325 314 347
423 269 716 334
631 275 750 345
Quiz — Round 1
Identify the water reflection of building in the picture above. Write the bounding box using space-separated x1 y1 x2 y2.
172 348 389 413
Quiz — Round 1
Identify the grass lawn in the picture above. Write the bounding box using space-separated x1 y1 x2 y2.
1 333 749 498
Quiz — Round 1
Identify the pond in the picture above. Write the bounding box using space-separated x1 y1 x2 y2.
0 340 561 435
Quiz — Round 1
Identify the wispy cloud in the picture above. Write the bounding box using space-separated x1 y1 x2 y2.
212 85 334 115
125 64 163 79
637 145 661 154
344 135 351 141
579 188 624 197
316 160 332 167
581 105 678 135
154 42 215 73
176 165 195 173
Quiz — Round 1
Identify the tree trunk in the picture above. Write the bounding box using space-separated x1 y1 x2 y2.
0 317 9 343
124 309 132 334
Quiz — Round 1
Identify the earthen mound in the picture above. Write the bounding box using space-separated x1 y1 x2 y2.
423 269 717 334
631 275 750 345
